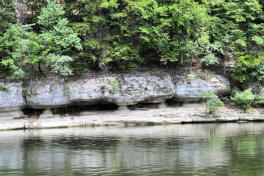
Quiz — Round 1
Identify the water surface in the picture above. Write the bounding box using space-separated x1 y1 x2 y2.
1 123 264 176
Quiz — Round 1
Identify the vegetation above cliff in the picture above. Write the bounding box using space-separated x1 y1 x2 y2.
0 0 263 83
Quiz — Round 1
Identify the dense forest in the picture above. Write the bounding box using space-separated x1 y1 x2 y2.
0 0 263 84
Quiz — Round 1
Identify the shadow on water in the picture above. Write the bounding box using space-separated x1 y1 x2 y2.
22 137 45 149
50 136 120 150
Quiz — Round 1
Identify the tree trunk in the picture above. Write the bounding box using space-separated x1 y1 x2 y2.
96 8 108 72
13 0 28 24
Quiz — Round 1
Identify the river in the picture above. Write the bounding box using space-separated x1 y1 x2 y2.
0 123 264 175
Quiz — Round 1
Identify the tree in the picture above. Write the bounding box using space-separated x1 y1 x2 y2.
63 0 210 70
35 0 82 76
0 24 31 79
63 0 139 71
0 0 17 76
26 0 46 32
0 0 16 34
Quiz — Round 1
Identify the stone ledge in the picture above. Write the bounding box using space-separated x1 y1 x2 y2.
0 106 263 131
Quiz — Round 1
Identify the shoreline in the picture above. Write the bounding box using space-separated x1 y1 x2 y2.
1 103 264 131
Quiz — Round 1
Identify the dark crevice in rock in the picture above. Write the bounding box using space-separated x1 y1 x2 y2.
165 99 184 107
128 103 162 110
22 108 44 118
51 102 119 116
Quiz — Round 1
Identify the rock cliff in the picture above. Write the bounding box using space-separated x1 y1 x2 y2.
0 71 230 119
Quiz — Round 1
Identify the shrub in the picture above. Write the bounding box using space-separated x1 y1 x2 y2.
254 94 264 106
232 53 264 83
46 54 73 76
0 85 10 91
202 92 224 114
104 77 120 94
231 88 255 111
0 24 31 79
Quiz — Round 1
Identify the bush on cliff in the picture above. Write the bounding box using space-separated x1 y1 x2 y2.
233 53 264 83
231 89 255 111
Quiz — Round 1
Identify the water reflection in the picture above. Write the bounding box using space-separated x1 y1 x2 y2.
0 123 264 175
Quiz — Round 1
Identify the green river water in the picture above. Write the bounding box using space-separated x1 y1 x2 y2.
0 123 264 176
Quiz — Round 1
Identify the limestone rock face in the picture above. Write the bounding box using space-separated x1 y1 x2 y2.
26 79 69 108
242 82 264 95
259 87 264 95
174 74 230 101
68 73 175 106
26 72 175 108
0 82 25 112
0 71 231 112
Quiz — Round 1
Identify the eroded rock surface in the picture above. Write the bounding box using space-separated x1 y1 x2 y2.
0 82 25 112
173 73 230 101
0 71 231 113
26 72 175 108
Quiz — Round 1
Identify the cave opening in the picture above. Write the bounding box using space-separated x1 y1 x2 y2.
128 103 163 110
51 102 119 116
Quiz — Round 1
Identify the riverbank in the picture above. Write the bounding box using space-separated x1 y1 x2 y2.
1 103 264 131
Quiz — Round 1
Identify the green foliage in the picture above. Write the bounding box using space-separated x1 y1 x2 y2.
0 24 32 79
0 0 18 77
233 53 264 83
63 0 210 70
124 0 209 63
37 0 64 29
255 94 264 105
0 0 16 34
202 92 224 114
127 0 210 64
0 0 82 78
46 54 73 76
231 88 256 111
104 77 120 94
209 0 264 70
0 0 264 80
26 0 47 32
63 0 142 70
0 85 10 91
201 52 219 66
37 0 82 54
35 0 82 76
226 0 264 83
